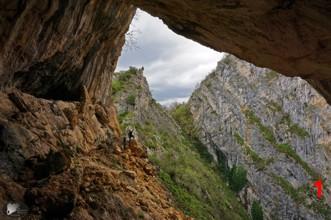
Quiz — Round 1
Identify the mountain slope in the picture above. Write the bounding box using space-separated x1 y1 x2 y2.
188 55 331 219
112 67 249 220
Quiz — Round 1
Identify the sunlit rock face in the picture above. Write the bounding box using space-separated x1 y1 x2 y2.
0 0 134 103
133 0 331 104
189 55 331 219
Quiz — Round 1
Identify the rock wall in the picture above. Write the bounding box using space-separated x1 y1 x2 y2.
0 0 134 103
188 55 331 219
112 67 181 138
133 0 331 104
0 88 187 219
2 1 331 104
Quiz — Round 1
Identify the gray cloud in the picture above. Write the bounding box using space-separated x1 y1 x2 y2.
116 10 223 104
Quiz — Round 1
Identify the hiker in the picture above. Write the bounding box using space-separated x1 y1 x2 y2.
128 128 135 141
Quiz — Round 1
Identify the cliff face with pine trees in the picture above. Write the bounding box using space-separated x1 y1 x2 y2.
188 55 331 219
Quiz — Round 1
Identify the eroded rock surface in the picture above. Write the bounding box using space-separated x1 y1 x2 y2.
0 0 134 103
0 89 186 219
133 0 331 103
2 1 331 104
188 55 331 219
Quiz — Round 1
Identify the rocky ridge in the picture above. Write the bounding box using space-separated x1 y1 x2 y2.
112 67 249 220
188 55 331 219
0 88 186 219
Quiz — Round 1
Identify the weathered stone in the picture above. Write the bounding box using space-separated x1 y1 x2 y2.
133 0 331 103
0 89 186 219
189 55 331 219
0 0 135 103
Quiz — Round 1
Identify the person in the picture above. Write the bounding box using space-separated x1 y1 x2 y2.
128 128 135 140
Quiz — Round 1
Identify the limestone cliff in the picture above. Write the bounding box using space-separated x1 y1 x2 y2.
2 1 331 104
0 0 134 103
189 55 331 219
132 0 331 104
112 68 249 220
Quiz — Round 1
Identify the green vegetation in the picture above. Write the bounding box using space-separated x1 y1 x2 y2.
276 143 318 179
270 174 302 203
170 103 214 163
142 122 248 219
244 110 276 144
228 165 247 193
159 170 211 219
127 94 136 105
243 109 318 178
234 133 272 170
118 66 137 81
113 69 248 219
111 67 138 95
280 114 309 138
118 102 248 219
170 104 197 137
251 201 264 220
111 79 123 94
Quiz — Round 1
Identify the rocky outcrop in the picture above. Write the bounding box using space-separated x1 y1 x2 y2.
0 89 186 219
133 0 331 104
112 68 249 220
2 1 331 104
0 0 134 103
188 55 331 219
112 67 181 139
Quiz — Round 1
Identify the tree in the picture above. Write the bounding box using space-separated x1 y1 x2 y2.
251 201 264 220
127 94 136 106
228 165 247 193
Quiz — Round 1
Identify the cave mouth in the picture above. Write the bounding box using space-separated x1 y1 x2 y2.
116 9 224 106
11 62 82 102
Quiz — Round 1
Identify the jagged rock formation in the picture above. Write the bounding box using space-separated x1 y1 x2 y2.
0 89 187 219
1 1 331 104
132 0 331 104
112 68 249 220
112 67 181 140
188 55 331 219
0 0 134 103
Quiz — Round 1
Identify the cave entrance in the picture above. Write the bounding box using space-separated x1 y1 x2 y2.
115 9 224 106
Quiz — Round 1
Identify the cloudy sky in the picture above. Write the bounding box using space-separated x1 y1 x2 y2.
116 10 224 105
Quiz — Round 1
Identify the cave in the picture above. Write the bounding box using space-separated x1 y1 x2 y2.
0 0 331 104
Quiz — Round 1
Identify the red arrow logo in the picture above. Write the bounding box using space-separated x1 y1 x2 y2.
313 179 323 199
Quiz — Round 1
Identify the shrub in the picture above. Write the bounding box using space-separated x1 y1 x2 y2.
244 110 276 144
127 94 136 105
118 67 137 81
111 79 123 94
170 103 197 137
251 201 264 220
228 165 247 193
